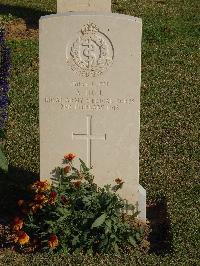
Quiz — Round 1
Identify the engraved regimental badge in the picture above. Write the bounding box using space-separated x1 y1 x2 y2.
66 22 114 77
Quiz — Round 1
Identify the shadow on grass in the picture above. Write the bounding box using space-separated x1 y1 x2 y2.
0 166 39 220
147 196 173 255
0 4 53 29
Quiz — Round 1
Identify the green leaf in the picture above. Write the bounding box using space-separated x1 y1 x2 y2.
99 237 108 249
0 129 5 139
104 184 111 192
79 158 90 171
139 228 144 235
135 232 141 241
45 220 55 226
0 147 8 172
105 219 112 229
91 213 107 228
111 185 121 192
72 235 79 246
128 236 136 246
57 207 69 216
25 223 40 229
114 243 119 254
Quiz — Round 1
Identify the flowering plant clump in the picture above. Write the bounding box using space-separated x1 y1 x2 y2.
13 154 146 254
0 29 11 172
14 231 30 246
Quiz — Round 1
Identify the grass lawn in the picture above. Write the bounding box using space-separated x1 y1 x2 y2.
0 0 200 265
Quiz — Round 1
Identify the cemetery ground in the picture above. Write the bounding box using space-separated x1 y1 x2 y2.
0 0 199 265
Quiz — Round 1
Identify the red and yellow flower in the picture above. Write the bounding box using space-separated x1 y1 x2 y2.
31 180 50 193
64 153 76 161
48 234 59 249
11 217 24 231
61 195 69 205
15 231 30 245
72 180 81 188
115 178 124 185
78 172 85 180
34 193 48 205
30 203 43 213
17 200 25 207
63 165 71 174
48 191 57 204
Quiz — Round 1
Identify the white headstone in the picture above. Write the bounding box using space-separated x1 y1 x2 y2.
57 0 111 12
39 3 146 220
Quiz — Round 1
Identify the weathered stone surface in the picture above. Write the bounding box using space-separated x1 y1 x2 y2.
57 0 111 13
39 12 145 218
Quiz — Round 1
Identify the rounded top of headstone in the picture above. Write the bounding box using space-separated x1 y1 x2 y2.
40 12 142 25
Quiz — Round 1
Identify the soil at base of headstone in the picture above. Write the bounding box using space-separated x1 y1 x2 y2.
0 207 171 255
0 216 150 254
2 19 38 40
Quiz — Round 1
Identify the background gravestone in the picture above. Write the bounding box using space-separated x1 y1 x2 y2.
57 0 111 12
40 2 146 220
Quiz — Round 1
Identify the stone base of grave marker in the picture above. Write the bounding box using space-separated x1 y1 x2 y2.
138 185 146 221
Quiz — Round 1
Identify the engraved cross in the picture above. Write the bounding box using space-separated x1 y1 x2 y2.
72 115 106 168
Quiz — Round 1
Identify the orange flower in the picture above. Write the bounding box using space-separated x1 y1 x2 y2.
11 217 23 231
15 231 30 245
115 178 124 185
34 194 48 205
63 165 71 174
31 180 50 193
64 153 76 161
18 200 25 207
72 181 81 188
78 172 85 180
30 203 43 213
61 195 69 205
48 234 59 249
48 191 57 204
